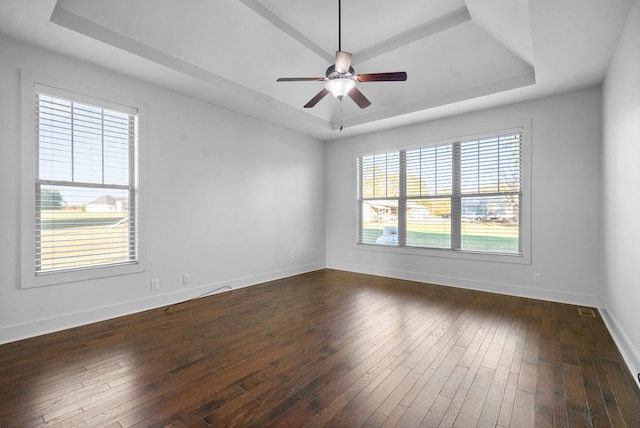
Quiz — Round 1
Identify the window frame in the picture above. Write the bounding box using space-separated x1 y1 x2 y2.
20 70 147 288
355 123 532 265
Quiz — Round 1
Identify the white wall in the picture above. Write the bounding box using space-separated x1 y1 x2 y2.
0 35 326 343
0 11 637 388
326 87 603 306
602 0 640 386
3 18 636 391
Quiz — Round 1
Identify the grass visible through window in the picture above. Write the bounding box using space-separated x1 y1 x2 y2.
363 220 519 253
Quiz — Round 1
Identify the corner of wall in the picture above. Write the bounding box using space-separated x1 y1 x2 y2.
599 303 640 389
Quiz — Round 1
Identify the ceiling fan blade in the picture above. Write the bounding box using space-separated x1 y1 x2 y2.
348 87 372 109
277 77 326 82
334 51 352 74
355 72 407 82
304 88 330 108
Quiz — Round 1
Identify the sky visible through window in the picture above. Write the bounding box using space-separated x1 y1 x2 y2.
38 94 132 207
36 92 137 272
358 132 522 254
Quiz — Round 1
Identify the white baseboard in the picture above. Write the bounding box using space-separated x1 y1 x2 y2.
4 262 638 390
0 262 324 345
328 261 640 388
598 305 640 389
327 261 601 307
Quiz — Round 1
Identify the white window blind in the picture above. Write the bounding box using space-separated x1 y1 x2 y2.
357 152 400 244
459 133 522 253
405 144 453 249
35 90 138 274
357 130 523 255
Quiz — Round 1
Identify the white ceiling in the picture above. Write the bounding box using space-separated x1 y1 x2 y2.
0 0 634 140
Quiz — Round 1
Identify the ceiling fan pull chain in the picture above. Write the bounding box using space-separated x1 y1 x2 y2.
275 0 406 115
338 0 341 51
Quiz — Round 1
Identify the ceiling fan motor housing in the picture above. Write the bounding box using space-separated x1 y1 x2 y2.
326 64 355 79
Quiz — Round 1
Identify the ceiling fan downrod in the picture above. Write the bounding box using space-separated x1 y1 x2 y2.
338 0 342 52
275 0 407 112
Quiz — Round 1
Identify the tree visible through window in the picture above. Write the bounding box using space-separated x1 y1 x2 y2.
35 91 138 273
357 131 522 255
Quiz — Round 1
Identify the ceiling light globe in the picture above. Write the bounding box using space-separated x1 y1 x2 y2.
325 78 356 99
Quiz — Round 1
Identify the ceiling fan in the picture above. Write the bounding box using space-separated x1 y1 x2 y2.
276 0 407 110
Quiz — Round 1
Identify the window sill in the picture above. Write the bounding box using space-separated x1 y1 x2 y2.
21 262 146 289
355 243 531 265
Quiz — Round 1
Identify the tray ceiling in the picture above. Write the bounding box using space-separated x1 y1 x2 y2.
0 0 634 139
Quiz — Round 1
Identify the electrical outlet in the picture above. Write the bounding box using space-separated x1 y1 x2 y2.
182 273 190 285
289 255 295 264
151 279 160 290
533 273 542 283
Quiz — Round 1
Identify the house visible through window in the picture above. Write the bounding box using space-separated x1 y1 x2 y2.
35 90 138 274
357 130 523 256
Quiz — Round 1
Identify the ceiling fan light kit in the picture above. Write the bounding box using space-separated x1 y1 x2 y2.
325 74 356 99
276 0 407 116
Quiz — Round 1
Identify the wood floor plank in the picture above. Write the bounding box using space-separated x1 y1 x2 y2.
477 363 511 427
550 304 569 428
375 366 422 417
380 403 408 428
497 371 520 427
511 389 536 428
438 386 470 428
341 364 412 426
562 362 592 427
452 365 495 427
589 350 628 428
395 345 466 426
534 360 554 428
420 393 452 427
1 269 638 427
601 358 640 427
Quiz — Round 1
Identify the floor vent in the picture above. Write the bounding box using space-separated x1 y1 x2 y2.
578 307 597 318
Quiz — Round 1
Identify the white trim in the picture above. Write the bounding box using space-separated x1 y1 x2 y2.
34 83 138 116
1 262 324 345
20 69 147 288
352 242 529 265
354 124 527 157
354 120 532 264
327 260 601 307
599 305 640 389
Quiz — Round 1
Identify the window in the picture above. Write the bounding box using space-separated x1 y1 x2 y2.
34 87 138 275
357 129 523 256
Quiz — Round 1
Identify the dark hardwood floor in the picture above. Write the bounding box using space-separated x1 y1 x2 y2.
1 269 639 427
